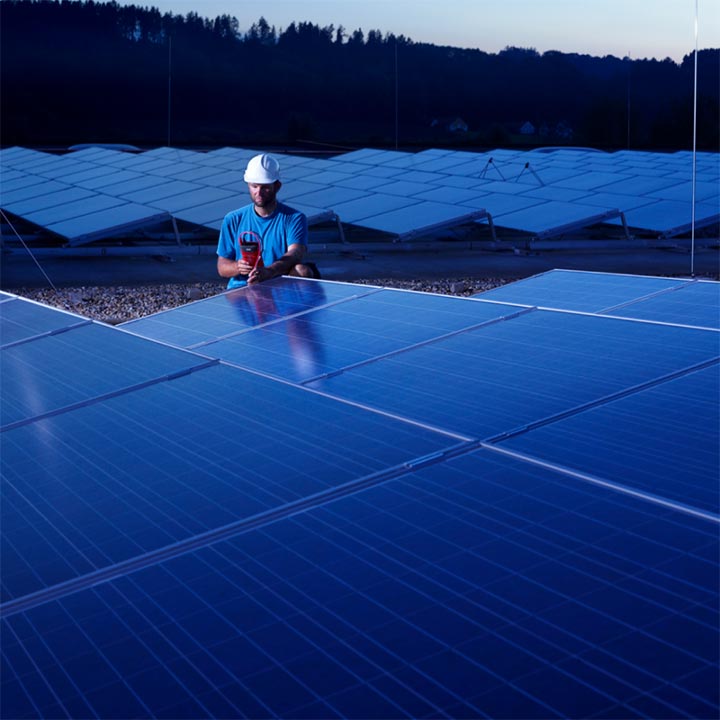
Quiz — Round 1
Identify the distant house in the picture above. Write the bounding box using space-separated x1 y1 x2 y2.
431 117 469 133
554 121 574 140
519 121 536 135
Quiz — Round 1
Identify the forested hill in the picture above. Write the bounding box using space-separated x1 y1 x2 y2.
1 0 718 150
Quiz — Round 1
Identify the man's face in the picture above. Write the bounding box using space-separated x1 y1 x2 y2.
248 181 280 210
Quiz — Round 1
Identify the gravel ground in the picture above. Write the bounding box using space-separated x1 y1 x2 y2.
10 277 514 324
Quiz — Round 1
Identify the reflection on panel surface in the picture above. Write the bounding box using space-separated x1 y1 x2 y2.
1 363 457 601
1 323 211 427
202 289 522 382
308 310 719 439
124 278 372 348
476 269 687 313
1 298 87 346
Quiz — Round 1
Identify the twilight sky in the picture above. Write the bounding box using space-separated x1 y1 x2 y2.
115 0 719 62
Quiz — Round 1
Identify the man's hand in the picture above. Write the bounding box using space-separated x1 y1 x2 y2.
247 265 274 284
248 243 306 284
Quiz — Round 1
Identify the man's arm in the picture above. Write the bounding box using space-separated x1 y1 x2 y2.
217 255 239 279
248 243 306 284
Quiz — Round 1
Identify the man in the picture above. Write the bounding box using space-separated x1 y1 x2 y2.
217 153 316 288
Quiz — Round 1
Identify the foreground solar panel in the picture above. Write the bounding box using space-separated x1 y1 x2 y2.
1 272 718 719
477 269 720 330
3 449 716 719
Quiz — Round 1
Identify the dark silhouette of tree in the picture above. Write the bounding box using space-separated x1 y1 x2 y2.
0 0 717 150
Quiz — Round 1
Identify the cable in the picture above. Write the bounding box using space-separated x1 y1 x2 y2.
0 209 57 291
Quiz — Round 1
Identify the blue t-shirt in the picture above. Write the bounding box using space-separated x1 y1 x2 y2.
217 202 308 289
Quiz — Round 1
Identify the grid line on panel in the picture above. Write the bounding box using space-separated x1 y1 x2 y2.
211 465 716 716
485 356 720 445
187 287 386 351
483 443 720 525
1 358 220 432
113 557 417 719
299 305 536 385
1 318 93 351
2 450 717 718
192 537 552 719
0 439 475 620
597 279 714 315
308 471 717 709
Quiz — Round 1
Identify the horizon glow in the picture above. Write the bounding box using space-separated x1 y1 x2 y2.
110 0 720 62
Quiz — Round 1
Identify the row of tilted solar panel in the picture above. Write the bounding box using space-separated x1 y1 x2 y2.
1 145 718 244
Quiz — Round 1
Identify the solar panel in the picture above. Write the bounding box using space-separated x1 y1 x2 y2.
307 309 719 441
327 193 421 224
119 180 205 204
21 194 126 227
123 279 369 348
1 186 98 216
185 287 526 384
606 279 720 329
0 322 213 429
46 203 169 245
1 361 458 603
2 448 715 718
144 187 237 214
498 362 719 514
476 269 689 313
351 202 486 238
607 199 720 236
1 273 718 719
2 145 717 245
483 200 621 237
0 297 89 347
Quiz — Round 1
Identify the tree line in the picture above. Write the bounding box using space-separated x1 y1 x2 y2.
1 0 718 151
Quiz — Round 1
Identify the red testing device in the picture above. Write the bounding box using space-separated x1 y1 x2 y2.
238 232 264 271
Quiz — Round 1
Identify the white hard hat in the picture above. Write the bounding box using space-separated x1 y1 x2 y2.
244 153 281 184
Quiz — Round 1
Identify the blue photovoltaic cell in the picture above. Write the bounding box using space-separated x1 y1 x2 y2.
1 449 716 719
0 323 211 428
285 185 371 209
2 187 98 215
308 309 720 440
485 201 617 235
0 362 457 602
0 180 69 204
119 180 204 204
0 174 46 193
473 192 546 217
202 289 524 383
123 278 371 348
144 186 236 214
24 194 127 226
608 200 719 234
329 193 421 224
0 298 88 346
476 269 688 313
357 202 481 236
607 280 720 329
498 363 720 514
48 204 169 245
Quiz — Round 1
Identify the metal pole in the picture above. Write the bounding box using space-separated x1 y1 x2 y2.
626 52 631 149
691 0 698 277
394 40 399 150
167 35 172 148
